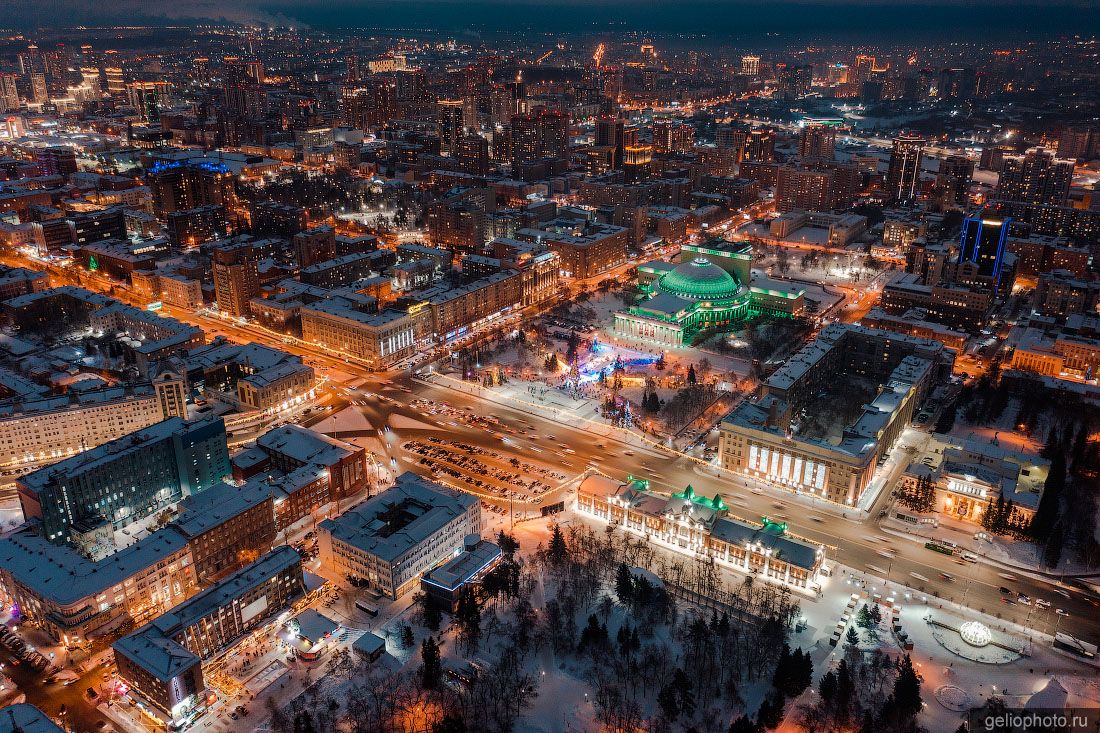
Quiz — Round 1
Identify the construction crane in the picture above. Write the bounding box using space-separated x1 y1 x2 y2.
593 43 606 68
536 49 554 64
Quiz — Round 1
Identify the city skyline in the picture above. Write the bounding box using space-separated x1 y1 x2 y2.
0 14 1096 733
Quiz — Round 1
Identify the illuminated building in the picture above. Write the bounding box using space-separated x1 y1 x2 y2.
302 299 418 369
170 481 277 583
797 121 837 160
880 272 994 332
576 475 823 590
861 307 968 352
1032 270 1100 318
147 160 236 217
740 55 761 76
212 241 260 318
437 98 470 154
420 536 502 612
33 147 76 177
16 416 231 546
614 241 804 347
126 81 171 124
622 143 653 183
652 119 693 154
776 166 835 212
0 74 18 113
222 58 266 119
509 110 569 170
901 435 1048 527
318 472 480 599
935 154 974 208
957 214 1012 290
0 525 198 642
104 67 125 95
744 128 775 162
719 323 951 504
885 134 925 202
1008 316 1100 381
256 424 369 501
516 220 627 279
167 204 227 248
0 384 178 471
113 547 304 726
995 149 1073 207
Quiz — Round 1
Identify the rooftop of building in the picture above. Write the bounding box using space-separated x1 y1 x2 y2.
319 472 477 562
0 525 189 607
0 704 65 733
578 475 820 570
421 538 501 593
257 424 359 467
18 416 220 491
3 285 113 310
171 481 272 539
116 547 301 681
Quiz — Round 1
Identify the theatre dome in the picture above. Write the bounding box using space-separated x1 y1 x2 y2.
657 258 746 301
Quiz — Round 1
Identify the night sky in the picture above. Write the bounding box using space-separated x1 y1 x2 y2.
0 0 1097 39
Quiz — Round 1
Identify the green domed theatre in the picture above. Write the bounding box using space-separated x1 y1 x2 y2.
614 240 805 347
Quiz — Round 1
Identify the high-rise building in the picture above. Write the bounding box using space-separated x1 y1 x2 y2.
345 54 361 83
851 54 876 87
147 160 237 216
776 166 835 212
958 214 1012 285
104 67 125 96
0 73 19 113
744 128 775 162
509 110 569 169
437 98 467 155
595 115 626 168
332 140 361 172
778 64 813 99
79 66 101 96
995 149 1073 207
455 134 491 175
29 73 48 104
1057 126 1095 161
222 58 266 119
935 154 975 208
798 122 837 160
212 241 260 317
622 144 653 184
34 146 77 177
126 81 171 124
741 55 761 76
652 119 693 153
885 134 925 202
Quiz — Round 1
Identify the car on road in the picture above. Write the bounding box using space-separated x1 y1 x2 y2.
1000 597 1016 606
1017 594 1031 606
999 586 1012 594
960 553 979 562
1056 609 1069 616
1036 599 1051 609
86 687 98 700
939 572 954 581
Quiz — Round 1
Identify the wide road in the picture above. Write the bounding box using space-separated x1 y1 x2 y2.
5 248 1100 646
319 366 1100 644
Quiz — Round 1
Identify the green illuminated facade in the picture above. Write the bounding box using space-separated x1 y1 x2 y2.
614 240 805 347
